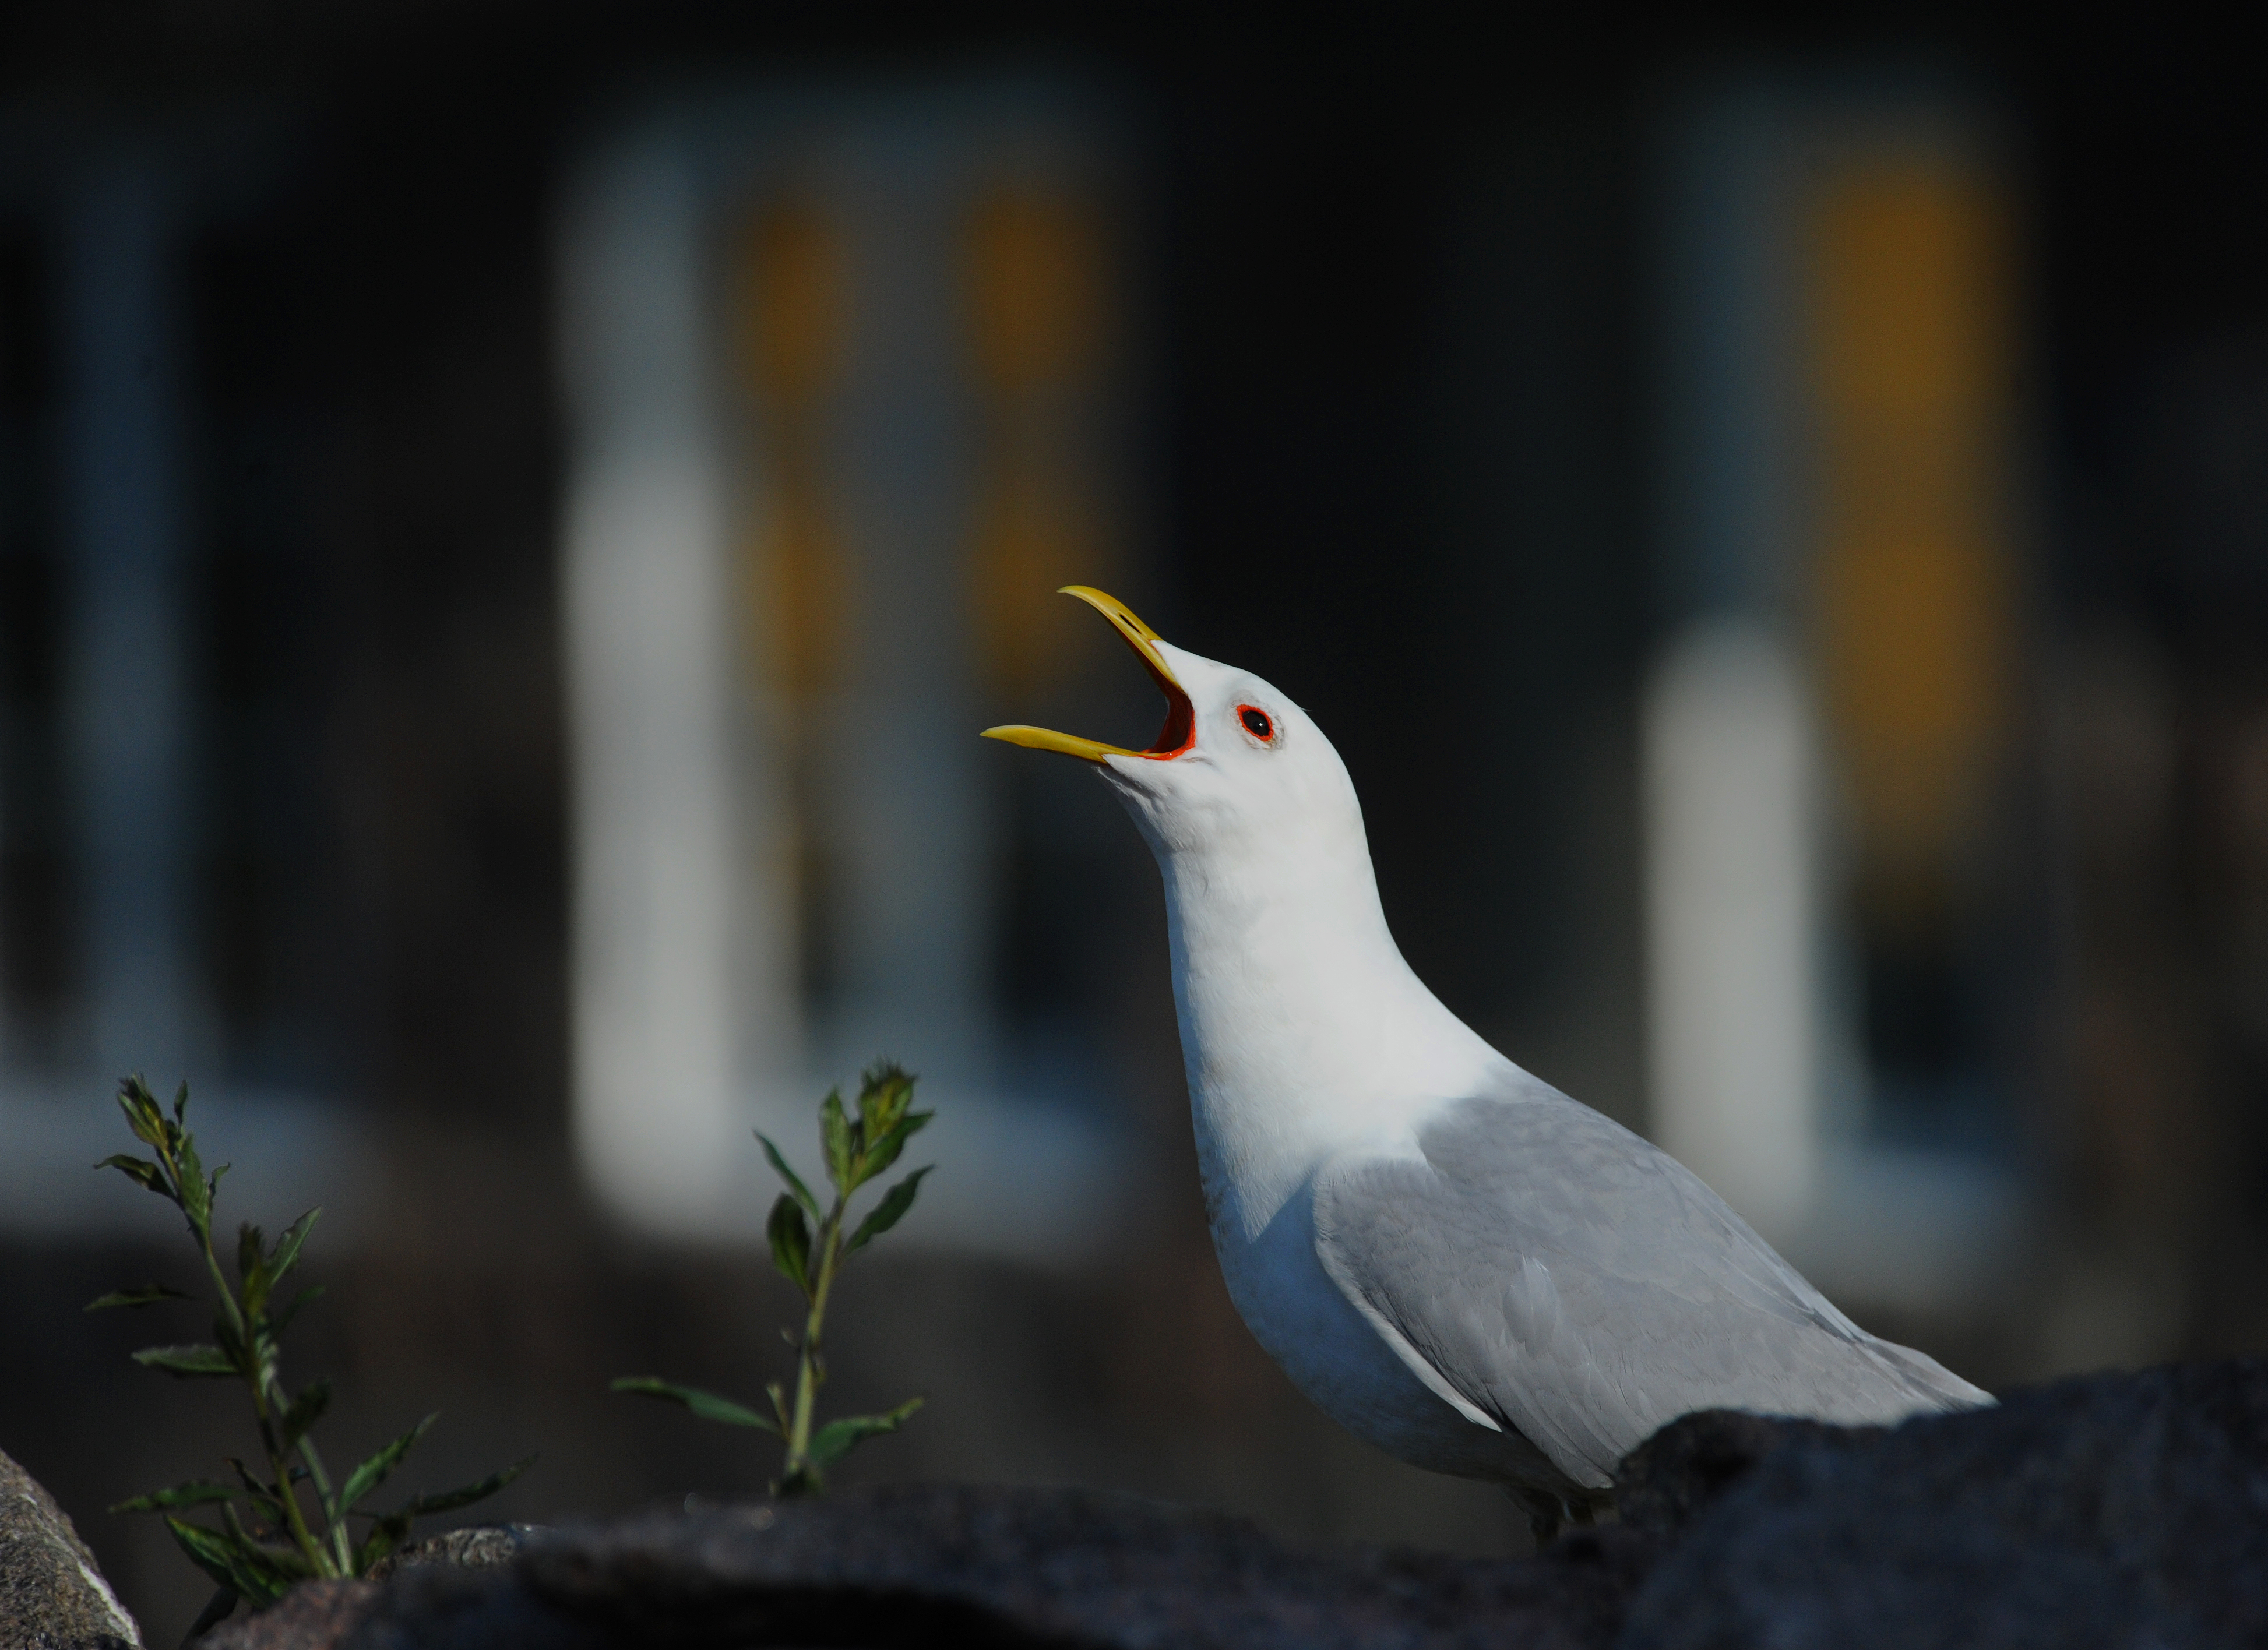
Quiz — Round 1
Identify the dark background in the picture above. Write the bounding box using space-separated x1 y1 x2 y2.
5 9 2267 1643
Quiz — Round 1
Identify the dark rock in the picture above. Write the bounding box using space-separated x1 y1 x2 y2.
1 1446 142 1649
209 1487 1659 1650
189 1525 542 1650
1621 1359 2268 1650
196 1361 2268 1650
196 1525 543 1645
196 1582 377 1650
365 1524 544 1581
1613 1409 1855 1539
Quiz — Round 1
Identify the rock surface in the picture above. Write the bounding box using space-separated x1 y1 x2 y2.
364 1525 542 1582
202 1490 1658 1649
184 1359 2268 1649
1 1447 141 1650
1621 1358 2268 1650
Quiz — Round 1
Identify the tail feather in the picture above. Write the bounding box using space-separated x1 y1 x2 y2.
1866 1335 1994 1411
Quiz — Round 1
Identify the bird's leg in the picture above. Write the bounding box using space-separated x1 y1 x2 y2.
1569 1500 1597 1529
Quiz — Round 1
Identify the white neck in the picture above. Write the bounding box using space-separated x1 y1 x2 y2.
1154 820 1508 1240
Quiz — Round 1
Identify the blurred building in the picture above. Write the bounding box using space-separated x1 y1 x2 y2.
555 86 1140 1248
3 10 2266 1643
1 110 368 1236
1644 76 2030 1307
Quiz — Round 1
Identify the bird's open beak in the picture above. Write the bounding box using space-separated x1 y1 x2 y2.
981 586 1196 763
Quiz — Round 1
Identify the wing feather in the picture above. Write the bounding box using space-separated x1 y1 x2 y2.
1311 1080 1989 1489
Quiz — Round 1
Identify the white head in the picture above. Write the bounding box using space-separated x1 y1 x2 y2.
984 586 1505 1210
981 586 1368 883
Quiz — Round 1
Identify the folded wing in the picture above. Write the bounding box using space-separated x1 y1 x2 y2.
1311 1080 1990 1489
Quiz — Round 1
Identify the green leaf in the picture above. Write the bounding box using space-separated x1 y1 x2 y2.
846 1166 931 1252
819 1088 854 1192
269 1283 326 1337
765 1380 791 1433
766 1193 813 1293
337 1413 439 1513
176 1132 213 1232
224 1456 282 1493
610 1377 781 1433
117 1076 167 1148
221 1499 314 1571
354 1514 414 1574
237 1222 274 1317
132 1343 237 1378
214 1316 252 1380
108 1480 241 1514
173 1080 191 1126
806 1396 924 1469
223 1459 290 1523
854 1111 931 1187
756 1132 819 1216
162 1516 253 1596
857 1065 911 1101
271 1208 321 1283
85 1284 193 1311
162 1517 296 1607
184 1588 239 1642
855 1062 915 1145
393 1454 535 1518
347 1450 529 1572
94 1153 171 1198
281 1377 332 1445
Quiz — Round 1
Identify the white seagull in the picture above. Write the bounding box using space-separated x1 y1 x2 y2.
985 586 1991 1540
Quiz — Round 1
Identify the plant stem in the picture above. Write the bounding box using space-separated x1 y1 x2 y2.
163 1133 333 1578
782 1197 847 1486
167 1141 242 1348
295 1435 351 1572
238 1346 333 1575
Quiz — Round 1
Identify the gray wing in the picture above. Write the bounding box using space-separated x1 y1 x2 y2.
1311 1080 1990 1490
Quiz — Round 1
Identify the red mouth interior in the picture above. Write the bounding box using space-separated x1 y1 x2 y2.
1129 646 1195 759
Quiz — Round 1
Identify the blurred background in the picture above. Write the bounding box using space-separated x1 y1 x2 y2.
3 6 2266 1639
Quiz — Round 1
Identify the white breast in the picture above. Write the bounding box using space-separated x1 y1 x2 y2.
1203 1160 1555 1483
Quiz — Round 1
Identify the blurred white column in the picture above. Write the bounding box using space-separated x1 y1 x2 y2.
1644 83 1820 1240
788 124 1115 1258
1642 620 1821 1238
557 94 1126 1258
557 127 798 1231
1643 76 2024 1302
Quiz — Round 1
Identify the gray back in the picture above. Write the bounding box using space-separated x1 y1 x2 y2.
1312 1078 1988 1489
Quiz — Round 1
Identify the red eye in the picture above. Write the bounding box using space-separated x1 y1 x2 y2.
1237 705 1275 741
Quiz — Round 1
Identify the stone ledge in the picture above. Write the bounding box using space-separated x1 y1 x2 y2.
41 1358 2268 1650
2 1445 142 1650
206 1488 1658 1650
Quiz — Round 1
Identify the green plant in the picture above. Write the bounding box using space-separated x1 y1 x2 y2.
614 1061 932 1496
92 1075 531 1630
